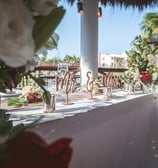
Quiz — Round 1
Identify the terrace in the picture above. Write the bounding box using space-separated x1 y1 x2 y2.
0 0 157 167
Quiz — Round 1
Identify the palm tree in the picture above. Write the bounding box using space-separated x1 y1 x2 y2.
140 13 158 65
39 56 47 63
76 57 80 64
63 55 72 64
73 56 80 65
141 13 158 36
126 35 152 72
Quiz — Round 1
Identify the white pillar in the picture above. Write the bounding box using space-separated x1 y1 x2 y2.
80 0 98 85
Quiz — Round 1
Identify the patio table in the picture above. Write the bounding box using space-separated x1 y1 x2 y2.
6 90 149 126
5 91 158 167
27 93 157 168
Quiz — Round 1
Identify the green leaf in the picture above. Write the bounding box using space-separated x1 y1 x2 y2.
7 98 27 107
33 6 65 52
35 77 46 86
0 82 6 92
0 71 12 83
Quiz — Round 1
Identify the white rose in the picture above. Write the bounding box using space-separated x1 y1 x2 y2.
155 55 158 68
22 86 32 96
30 0 58 16
152 72 158 81
0 0 34 67
134 69 140 81
25 56 39 72
147 54 156 67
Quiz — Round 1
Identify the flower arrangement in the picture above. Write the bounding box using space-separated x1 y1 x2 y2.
0 0 66 113
0 0 65 94
21 86 43 103
122 71 135 85
0 1 72 167
126 32 158 90
27 92 41 103
22 86 33 96
92 79 101 94
141 72 151 84
7 86 43 107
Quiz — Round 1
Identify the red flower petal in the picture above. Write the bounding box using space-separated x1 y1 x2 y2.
3 131 73 168
5 131 47 164
23 73 28 77
39 138 73 168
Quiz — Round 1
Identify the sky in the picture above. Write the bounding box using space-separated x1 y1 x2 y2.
47 1 158 59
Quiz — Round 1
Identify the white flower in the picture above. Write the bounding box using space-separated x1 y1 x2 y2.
133 68 140 81
147 54 158 68
0 0 34 67
30 0 58 16
155 55 158 68
152 72 158 81
25 56 39 72
22 86 32 96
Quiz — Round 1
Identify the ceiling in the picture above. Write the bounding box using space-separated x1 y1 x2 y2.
66 0 157 10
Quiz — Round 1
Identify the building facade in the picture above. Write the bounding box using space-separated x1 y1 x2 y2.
98 53 128 68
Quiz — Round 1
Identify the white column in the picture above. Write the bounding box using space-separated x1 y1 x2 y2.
80 0 98 85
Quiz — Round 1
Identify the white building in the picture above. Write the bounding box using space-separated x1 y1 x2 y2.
98 52 128 68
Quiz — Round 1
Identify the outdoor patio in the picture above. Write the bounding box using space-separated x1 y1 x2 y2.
0 1 157 168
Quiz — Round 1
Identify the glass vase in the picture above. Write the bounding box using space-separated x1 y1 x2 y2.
128 84 135 95
104 87 112 100
124 83 129 92
43 95 56 113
